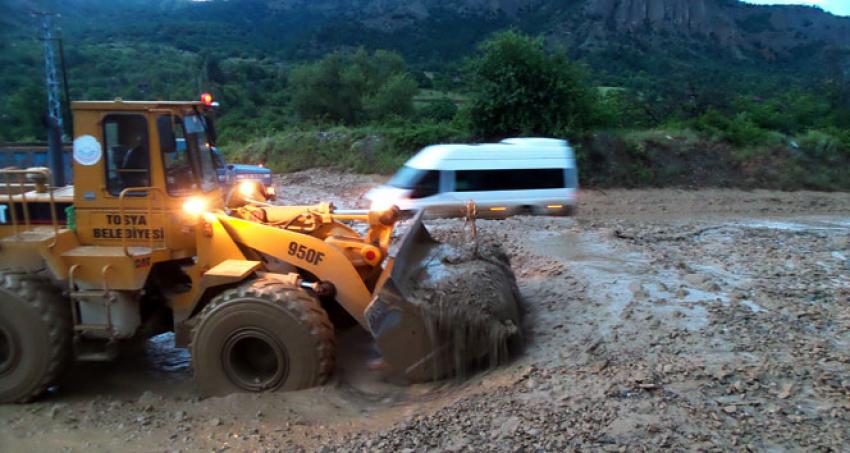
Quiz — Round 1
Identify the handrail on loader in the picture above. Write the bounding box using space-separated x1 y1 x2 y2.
0 168 61 242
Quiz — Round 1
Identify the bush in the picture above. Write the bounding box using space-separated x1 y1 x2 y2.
732 91 832 134
788 130 850 190
619 128 700 145
223 121 472 174
364 74 419 120
289 49 419 125
596 89 653 129
693 108 771 147
464 30 599 139
796 130 846 161
381 121 470 150
723 114 770 148
0 82 47 141
816 127 850 153
417 98 459 122
289 53 366 125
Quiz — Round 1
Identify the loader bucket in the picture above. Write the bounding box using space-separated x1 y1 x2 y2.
364 211 522 382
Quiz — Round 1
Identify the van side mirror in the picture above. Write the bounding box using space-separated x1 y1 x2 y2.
157 116 176 154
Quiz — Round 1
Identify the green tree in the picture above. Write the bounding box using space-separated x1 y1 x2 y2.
290 53 364 124
351 49 407 94
289 49 418 125
464 30 598 139
418 97 459 122
365 74 419 120
0 83 47 141
597 89 653 129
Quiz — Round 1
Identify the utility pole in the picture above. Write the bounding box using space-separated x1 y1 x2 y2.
58 38 73 138
33 11 63 135
32 10 66 186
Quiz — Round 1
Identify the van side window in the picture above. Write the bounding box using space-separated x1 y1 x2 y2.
455 169 565 192
103 114 150 195
411 170 440 199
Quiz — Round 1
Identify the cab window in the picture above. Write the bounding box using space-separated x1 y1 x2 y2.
157 114 220 196
158 115 200 196
103 114 150 195
184 115 219 193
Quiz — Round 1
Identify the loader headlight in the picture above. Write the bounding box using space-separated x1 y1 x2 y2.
182 197 208 216
238 180 259 197
370 197 397 213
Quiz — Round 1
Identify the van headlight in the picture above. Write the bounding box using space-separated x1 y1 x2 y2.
238 180 259 197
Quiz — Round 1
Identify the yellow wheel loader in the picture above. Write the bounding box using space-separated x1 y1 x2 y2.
0 98 521 402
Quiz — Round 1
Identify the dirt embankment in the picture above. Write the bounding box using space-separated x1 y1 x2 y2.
579 133 850 191
1 169 848 452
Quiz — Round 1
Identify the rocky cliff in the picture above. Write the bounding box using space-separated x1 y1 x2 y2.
10 0 850 63
575 0 850 57
260 0 850 60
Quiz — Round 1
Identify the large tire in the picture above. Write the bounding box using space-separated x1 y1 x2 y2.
0 272 73 403
190 278 334 397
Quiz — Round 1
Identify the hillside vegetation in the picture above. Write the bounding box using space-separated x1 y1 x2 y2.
1 0 849 189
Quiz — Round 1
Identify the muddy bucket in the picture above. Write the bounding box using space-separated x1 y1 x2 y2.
364 212 522 382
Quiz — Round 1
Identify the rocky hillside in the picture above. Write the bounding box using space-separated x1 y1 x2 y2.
576 0 850 58
3 0 848 136
251 0 850 60
6 0 849 64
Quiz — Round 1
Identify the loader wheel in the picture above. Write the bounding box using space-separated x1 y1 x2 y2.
0 272 72 404
190 278 334 397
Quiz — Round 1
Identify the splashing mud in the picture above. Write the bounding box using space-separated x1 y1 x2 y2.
369 216 523 382
410 239 523 379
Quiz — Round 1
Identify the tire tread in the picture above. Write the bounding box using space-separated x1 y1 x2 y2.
190 278 335 390
0 271 72 403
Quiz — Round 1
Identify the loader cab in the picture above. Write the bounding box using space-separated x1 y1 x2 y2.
70 100 223 255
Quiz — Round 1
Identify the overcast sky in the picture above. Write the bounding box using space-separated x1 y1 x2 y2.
741 0 850 16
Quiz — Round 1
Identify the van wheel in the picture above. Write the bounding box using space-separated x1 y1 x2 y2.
517 205 536 216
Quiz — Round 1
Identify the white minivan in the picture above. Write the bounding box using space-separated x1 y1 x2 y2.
365 137 578 218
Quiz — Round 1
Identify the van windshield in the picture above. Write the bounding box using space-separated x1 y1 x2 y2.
387 166 439 199
387 166 424 189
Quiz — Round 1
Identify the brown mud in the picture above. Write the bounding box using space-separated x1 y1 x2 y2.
404 233 523 379
1 170 849 451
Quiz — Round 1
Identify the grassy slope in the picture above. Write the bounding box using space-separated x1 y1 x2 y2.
227 125 850 191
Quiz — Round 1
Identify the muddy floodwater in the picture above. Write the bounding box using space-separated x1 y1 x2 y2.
1 171 849 452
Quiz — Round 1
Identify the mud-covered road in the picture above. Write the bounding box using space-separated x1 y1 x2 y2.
2 170 849 452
